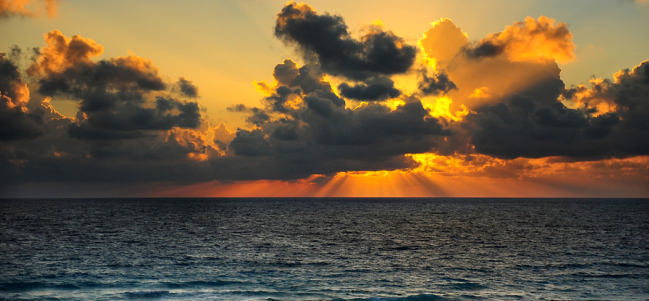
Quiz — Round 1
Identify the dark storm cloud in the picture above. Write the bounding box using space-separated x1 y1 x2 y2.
266 85 302 113
224 89 449 179
0 53 44 141
464 61 649 159
36 58 166 96
214 102 446 180
176 77 199 98
274 2 417 80
0 135 219 184
0 30 218 188
338 77 401 101
66 96 200 140
1 9 449 187
418 71 456 96
229 129 273 157
217 52 451 180
29 35 201 140
272 59 345 107
463 40 504 59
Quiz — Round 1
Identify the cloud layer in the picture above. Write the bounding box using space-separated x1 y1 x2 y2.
1 2 648 194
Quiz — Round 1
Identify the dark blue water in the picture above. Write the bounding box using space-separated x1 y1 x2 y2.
1 198 648 300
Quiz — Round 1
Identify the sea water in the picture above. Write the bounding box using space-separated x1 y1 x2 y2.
0 198 647 300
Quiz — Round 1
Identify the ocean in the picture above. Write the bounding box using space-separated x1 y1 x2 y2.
0 198 647 300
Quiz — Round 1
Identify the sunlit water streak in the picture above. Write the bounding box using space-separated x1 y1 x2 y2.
1 198 648 300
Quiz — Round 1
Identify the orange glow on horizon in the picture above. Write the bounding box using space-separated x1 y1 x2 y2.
149 155 649 198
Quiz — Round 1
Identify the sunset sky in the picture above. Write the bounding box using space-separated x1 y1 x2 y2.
1 0 648 197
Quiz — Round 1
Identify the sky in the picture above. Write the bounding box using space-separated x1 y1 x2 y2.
1 0 648 197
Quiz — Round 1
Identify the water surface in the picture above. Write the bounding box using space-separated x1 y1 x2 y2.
1 198 648 300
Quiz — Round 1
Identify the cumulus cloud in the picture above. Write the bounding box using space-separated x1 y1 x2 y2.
0 53 44 140
414 15 648 162
0 30 222 186
338 77 401 101
418 70 456 96
461 59 649 160
28 30 201 140
418 18 469 68
274 2 417 80
176 77 199 98
463 16 575 63
221 58 450 179
416 17 574 116
0 0 58 19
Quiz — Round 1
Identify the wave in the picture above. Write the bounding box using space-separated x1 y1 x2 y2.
120 292 449 301
0 282 80 292
124 290 171 298
160 280 243 289
361 294 448 301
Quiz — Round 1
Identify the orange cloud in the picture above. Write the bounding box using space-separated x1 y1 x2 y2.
563 60 649 116
27 30 104 76
473 16 575 63
0 0 58 18
418 18 469 68
417 18 568 114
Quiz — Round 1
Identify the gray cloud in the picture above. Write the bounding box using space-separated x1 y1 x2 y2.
418 70 457 96
338 77 401 101
274 2 417 80
0 53 44 141
464 61 649 160
177 77 199 98
32 50 201 140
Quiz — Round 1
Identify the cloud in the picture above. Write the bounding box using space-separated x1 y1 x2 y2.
1 4 648 193
463 16 575 63
463 60 649 160
417 18 573 116
0 53 45 140
415 17 647 161
0 0 58 19
418 18 469 68
221 58 451 179
176 77 199 98
28 30 201 140
274 2 417 80
338 77 401 101
264 59 344 108
418 70 456 96
0 30 223 187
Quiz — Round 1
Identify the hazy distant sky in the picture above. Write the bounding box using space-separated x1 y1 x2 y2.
1 0 648 197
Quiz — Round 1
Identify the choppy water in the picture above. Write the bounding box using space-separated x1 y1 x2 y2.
1 198 648 300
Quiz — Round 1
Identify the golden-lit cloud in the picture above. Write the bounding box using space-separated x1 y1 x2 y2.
417 15 576 114
468 16 575 63
27 30 104 76
418 18 468 69
0 0 58 19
